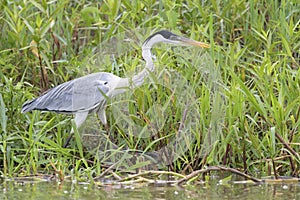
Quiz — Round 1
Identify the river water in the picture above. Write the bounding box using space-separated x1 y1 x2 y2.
1 178 300 200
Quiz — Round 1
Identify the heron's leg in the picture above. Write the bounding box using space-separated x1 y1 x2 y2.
97 108 107 125
97 109 109 132
63 112 89 148
97 108 115 147
74 111 89 129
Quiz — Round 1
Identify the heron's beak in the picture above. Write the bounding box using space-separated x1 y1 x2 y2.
177 37 210 48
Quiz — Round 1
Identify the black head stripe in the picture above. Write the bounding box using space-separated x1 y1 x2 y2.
156 30 178 39
143 30 179 45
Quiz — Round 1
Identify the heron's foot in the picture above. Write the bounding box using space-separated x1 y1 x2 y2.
63 133 74 148
104 123 109 133
104 123 116 142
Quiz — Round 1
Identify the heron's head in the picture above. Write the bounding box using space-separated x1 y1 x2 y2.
142 30 209 48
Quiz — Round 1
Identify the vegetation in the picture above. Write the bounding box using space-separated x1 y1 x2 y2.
0 0 299 183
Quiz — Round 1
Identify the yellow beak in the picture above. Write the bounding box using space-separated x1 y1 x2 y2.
178 37 210 48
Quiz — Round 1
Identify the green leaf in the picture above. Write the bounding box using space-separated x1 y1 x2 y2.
41 19 55 38
80 7 100 26
0 93 7 133
29 0 46 13
166 10 178 28
280 34 292 58
219 175 232 184
23 19 35 34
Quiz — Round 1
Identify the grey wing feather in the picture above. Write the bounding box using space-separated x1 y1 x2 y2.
22 73 110 113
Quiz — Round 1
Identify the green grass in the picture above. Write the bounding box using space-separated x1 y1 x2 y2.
0 0 300 181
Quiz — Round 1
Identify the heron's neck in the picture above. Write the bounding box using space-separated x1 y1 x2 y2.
131 45 154 88
112 44 155 96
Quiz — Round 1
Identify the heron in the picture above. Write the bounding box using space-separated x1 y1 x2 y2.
22 30 209 147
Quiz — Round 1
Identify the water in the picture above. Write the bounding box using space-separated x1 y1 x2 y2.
1 178 300 200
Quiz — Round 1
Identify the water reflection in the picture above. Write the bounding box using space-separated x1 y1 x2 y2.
1 179 300 200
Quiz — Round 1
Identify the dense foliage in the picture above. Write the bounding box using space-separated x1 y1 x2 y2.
0 0 299 180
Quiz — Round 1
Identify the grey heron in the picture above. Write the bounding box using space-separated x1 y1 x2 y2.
22 30 209 147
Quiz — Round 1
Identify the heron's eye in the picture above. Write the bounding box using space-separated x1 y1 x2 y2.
104 81 108 85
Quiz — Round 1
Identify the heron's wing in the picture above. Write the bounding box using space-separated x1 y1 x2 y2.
22 73 110 113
